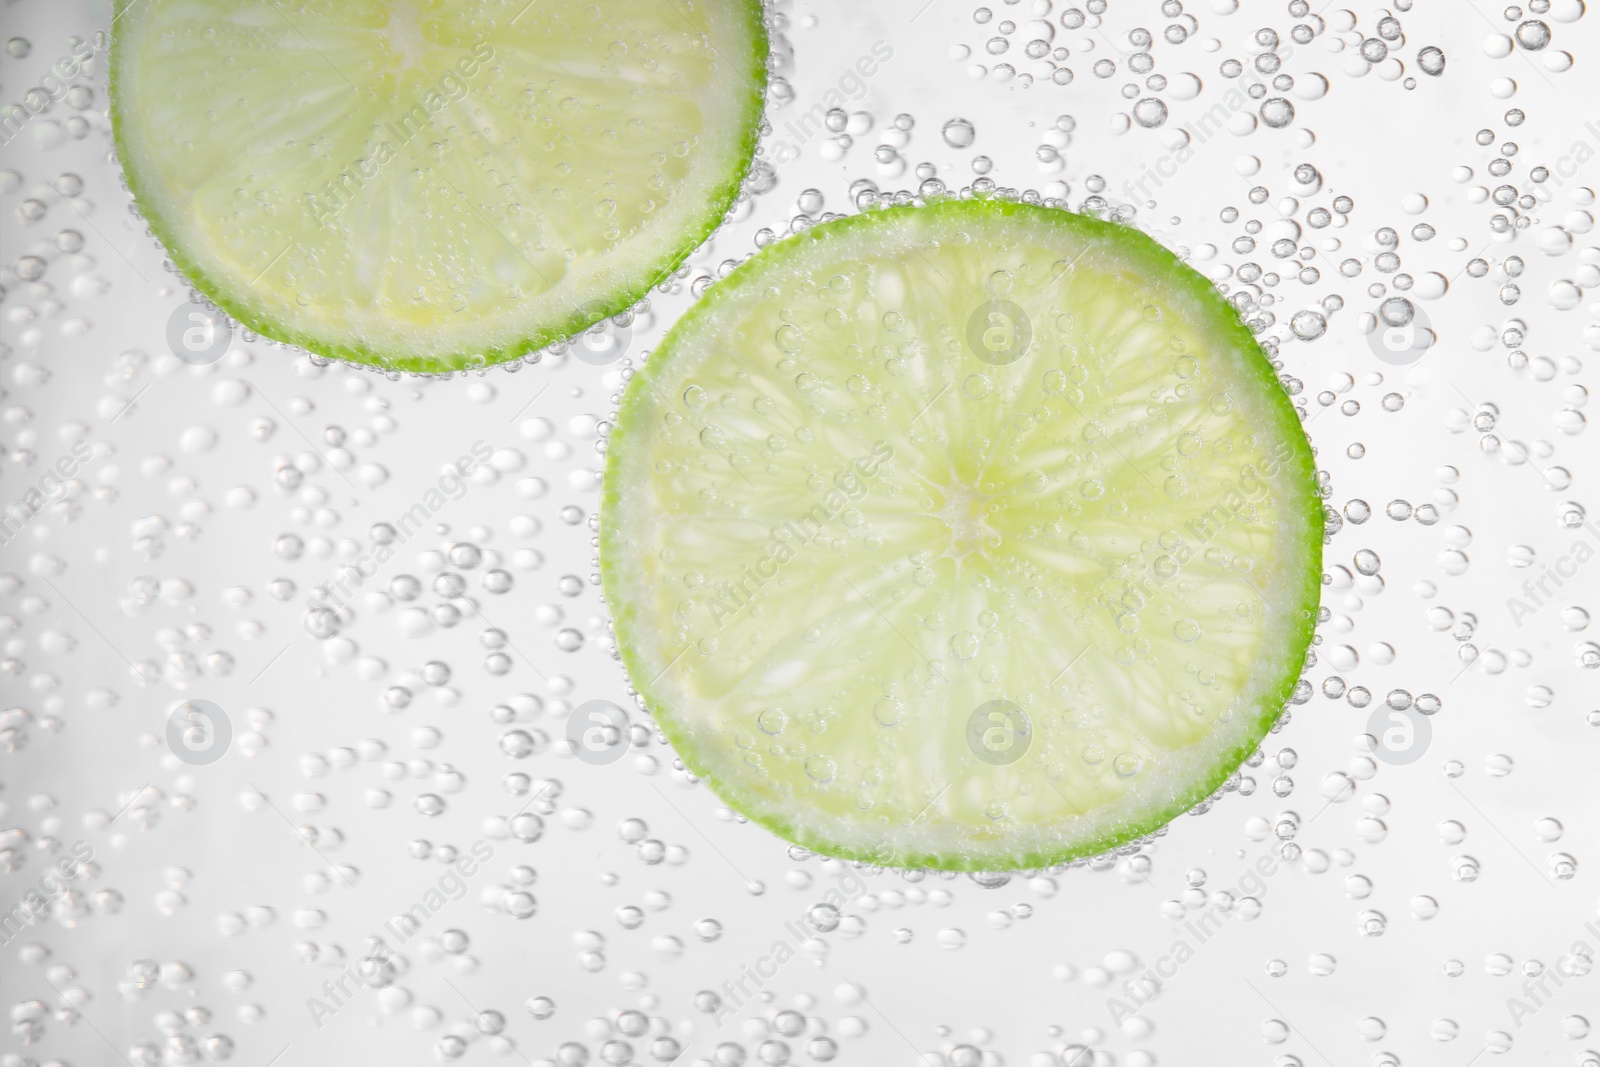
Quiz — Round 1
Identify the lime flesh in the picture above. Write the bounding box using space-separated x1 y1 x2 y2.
601 199 1323 871
111 0 768 372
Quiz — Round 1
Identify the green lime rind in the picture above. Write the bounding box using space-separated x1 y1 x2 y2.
601 197 1323 871
110 0 769 374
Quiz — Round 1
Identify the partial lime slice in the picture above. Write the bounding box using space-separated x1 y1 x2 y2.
601 199 1322 871
111 0 767 373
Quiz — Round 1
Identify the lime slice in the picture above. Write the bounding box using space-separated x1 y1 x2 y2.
601 198 1323 871
111 0 768 373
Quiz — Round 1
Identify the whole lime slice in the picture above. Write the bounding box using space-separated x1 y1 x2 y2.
601 198 1323 870
111 0 768 372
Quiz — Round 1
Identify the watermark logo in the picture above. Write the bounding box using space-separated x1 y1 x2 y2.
1366 702 1431 766
966 700 1032 765
166 301 232 366
166 700 231 765
966 300 1032 366
566 700 630 765
1367 297 1434 366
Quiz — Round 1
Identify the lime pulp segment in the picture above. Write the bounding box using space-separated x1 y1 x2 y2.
601 199 1323 871
111 0 768 372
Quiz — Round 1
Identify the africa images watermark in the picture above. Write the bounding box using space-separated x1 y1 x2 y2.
0 34 100 146
768 41 895 165
0 440 94 547
1103 437 1296 623
1505 920 1598 1029
1119 49 1294 207
1 840 96 946
713 863 870 1027
1541 115 1600 191
306 839 494 1028
699 441 894 631
306 42 496 228
1505 517 1600 628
